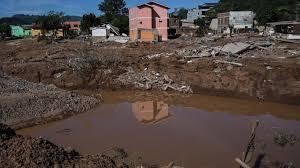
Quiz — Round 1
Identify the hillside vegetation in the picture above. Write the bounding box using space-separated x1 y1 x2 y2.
212 0 299 25
0 14 81 25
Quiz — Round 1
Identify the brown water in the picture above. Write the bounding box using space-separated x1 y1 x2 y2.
18 91 300 168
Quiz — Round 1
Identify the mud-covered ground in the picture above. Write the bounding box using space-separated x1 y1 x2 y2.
0 35 299 105
0 35 300 168
0 123 126 168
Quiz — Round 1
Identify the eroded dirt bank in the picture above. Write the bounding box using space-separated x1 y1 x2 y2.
0 123 124 168
0 72 99 129
0 36 299 105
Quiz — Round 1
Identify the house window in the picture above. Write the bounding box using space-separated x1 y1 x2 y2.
140 21 142 24
74 25 78 27
159 20 163 23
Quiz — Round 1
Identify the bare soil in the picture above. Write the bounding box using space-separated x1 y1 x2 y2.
0 36 299 105
0 72 99 129
0 35 300 167
0 123 124 168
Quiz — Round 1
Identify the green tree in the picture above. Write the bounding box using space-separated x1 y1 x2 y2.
98 0 128 15
98 0 129 34
178 8 188 20
213 0 298 25
194 18 207 37
0 23 11 38
111 15 129 34
36 11 64 35
81 13 100 34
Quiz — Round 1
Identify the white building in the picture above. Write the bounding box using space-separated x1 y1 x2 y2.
90 24 120 37
218 11 256 33
91 26 109 37
186 3 217 22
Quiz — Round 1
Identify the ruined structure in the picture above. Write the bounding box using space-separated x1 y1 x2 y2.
129 1 169 42
186 3 217 22
218 11 255 33
267 21 300 34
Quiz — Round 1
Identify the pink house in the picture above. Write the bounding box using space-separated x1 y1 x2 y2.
129 1 169 42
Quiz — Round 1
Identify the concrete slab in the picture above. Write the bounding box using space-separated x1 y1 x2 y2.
221 42 251 54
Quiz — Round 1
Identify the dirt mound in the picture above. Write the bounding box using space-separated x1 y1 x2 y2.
0 73 100 129
0 123 119 168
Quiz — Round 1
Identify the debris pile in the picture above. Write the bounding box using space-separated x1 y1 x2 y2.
116 68 193 94
175 39 296 59
107 36 129 43
0 73 99 129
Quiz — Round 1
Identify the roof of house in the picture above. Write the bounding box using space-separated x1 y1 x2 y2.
267 21 300 26
147 1 170 9
21 24 33 29
64 21 81 24
135 1 169 9
137 3 153 8
202 3 218 6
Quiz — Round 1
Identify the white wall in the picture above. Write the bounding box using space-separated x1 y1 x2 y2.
91 28 108 37
210 18 218 31
229 11 255 29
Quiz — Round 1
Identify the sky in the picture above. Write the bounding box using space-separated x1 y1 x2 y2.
0 0 218 17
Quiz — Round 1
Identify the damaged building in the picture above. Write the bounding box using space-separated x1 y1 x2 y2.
129 1 169 42
267 21 300 34
218 11 255 33
91 24 120 38
181 3 217 27
186 3 217 22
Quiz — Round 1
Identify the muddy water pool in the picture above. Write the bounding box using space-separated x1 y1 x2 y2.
18 91 300 167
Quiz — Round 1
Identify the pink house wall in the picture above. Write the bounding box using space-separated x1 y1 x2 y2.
151 4 168 41
129 2 169 41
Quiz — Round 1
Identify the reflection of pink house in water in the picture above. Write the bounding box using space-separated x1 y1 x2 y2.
132 101 169 123
129 1 169 42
